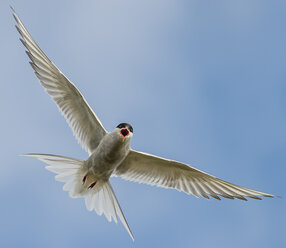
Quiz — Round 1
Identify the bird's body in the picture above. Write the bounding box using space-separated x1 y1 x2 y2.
86 129 131 180
12 7 276 241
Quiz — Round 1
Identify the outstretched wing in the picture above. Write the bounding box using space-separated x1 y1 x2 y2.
114 150 275 200
13 8 106 154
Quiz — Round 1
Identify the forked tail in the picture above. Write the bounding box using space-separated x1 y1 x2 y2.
22 153 134 241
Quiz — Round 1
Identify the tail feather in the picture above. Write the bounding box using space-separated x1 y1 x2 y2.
22 153 134 241
22 153 85 197
106 181 134 241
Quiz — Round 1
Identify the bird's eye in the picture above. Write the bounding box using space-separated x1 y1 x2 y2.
117 123 133 133
116 123 125 129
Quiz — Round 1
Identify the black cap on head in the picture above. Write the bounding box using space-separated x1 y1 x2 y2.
116 123 133 133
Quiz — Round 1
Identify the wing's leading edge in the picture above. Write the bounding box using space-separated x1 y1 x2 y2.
12 7 106 154
115 150 275 201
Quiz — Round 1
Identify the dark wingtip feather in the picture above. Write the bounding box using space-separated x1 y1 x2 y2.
203 195 210 200
211 195 221 201
235 196 248 201
29 62 37 71
247 195 262 200
15 24 20 33
263 194 276 198
220 194 235 200
19 38 26 47
10 5 16 13
11 7 20 24
12 13 18 24
15 25 23 37
25 50 33 61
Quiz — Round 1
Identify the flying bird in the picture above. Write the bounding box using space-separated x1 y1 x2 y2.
13 8 275 241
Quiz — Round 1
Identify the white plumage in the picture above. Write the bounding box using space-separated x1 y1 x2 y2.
13 7 275 241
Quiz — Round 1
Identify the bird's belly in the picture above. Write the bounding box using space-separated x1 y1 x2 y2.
86 148 128 180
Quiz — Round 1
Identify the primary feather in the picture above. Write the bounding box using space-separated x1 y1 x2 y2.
115 150 275 201
13 8 106 155
14 6 276 242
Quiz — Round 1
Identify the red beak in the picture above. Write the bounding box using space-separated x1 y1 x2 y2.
120 128 129 141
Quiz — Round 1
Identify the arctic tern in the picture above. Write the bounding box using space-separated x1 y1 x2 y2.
13 8 275 241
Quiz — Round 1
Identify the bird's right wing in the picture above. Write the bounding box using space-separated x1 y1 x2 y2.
13 8 106 154
114 150 275 201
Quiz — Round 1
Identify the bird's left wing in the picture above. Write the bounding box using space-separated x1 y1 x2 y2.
114 150 275 200
12 8 107 154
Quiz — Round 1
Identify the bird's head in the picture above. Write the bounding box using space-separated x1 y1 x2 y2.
115 123 133 142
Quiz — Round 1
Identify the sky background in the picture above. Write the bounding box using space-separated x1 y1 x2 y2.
1 0 285 247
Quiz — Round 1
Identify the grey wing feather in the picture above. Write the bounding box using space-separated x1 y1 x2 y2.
114 150 275 201
12 8 106 154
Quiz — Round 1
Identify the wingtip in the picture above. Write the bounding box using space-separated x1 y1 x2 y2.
127 224 135 242
129 232 135 242
258 192 279 199
20 153 36 157
11 6 18 21
11 7 22 30
266 194 281 199
10 5 15 13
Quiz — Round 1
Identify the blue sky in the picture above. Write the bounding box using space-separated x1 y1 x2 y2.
1 0 285 247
